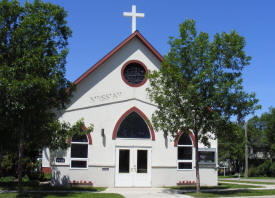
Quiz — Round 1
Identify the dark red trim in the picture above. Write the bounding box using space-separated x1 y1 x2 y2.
174 131 196 147
73 31 163 86
112 106 155 140
121 60 148 87
67 125 92 145
42 167 51 174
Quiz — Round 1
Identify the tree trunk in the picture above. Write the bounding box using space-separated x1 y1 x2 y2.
194 132 200 193
18 122 25 193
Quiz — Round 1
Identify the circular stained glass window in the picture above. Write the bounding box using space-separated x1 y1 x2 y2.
122 62 147 86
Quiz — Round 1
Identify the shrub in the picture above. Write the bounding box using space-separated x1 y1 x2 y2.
248 166 260 177
41 173 51 181
270 162 275 177
0 176 15 182
258 160 272 176
22 175 30 182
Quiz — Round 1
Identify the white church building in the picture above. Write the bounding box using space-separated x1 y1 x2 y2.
42 5 218 187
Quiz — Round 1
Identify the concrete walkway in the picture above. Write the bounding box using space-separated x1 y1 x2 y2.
103 187 192 198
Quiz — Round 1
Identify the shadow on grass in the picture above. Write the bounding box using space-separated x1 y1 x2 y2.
0 192 125 198
0 182 104 192
16 192 76 198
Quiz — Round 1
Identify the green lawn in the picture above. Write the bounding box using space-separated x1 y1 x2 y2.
0 192 125 198
186 189 275 197
0 182 106 192
220 179 275 185
219 175 275 180
170 182 262 190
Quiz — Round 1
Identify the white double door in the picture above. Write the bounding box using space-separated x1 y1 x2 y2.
115 147 151 187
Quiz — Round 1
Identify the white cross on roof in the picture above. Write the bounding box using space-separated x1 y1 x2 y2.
123 5 145 33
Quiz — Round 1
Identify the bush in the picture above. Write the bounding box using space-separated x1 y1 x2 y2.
22 175 30 182
270 162 275 177
258 160 272 176
0 176 15 182
41 173 51 181
248 166 260 177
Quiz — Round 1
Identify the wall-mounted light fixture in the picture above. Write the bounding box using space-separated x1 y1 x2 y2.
164 133 168 148
101 129 106 147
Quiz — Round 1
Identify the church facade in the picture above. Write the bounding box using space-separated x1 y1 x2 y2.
42 31 218 187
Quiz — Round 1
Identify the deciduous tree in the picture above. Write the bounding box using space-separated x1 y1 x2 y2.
0 0 76 191
147 19 259 192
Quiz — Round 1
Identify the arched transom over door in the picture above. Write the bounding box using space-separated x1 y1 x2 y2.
114 107 154 187
112 107 155 140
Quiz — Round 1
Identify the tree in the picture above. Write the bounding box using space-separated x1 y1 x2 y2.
248 108 275 162
218 123 245 174
0 0 75 191
147 19 259 192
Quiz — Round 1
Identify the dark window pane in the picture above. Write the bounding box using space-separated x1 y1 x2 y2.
123 62 146 85
178 133 192 145
71 160 87 168
178 162 192 169
117 112 150 139
119 149 130 173
137 150 147 173
178 147 192 160
199 151 215 163
72 134 88 142
71 144 88 158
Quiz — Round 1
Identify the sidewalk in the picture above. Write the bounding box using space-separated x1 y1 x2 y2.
103 187 192 198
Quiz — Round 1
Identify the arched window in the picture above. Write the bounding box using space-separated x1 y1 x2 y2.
177 133 193 170
70 134 88 168
117 111 150 139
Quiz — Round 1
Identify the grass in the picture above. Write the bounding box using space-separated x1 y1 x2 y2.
220 179 275 185
0 192 125 198
0 182 106 192
170 182 262 190
185 189 275 197
219 175 275 179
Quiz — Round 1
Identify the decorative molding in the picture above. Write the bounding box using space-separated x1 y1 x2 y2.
112 106 155 140
121 60 148 87
174 131 196 147
67 125 92 145
65 97 157 113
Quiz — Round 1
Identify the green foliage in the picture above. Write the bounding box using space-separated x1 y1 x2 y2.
0 0 74 149
147 19 259 142
41 173 51 181
218 123 245 173
247 107 275 161
0 0 91 189
269 163 275 177
22 175 29 182
0 176 15 182
258 160 272 176
147 19 259 191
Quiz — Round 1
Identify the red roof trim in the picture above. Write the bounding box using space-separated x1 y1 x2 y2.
73 31 163 85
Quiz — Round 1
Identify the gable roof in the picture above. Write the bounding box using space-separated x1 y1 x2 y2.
73 30 163 85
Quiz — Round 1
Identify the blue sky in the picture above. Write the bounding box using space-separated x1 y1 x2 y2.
21 0 275 118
